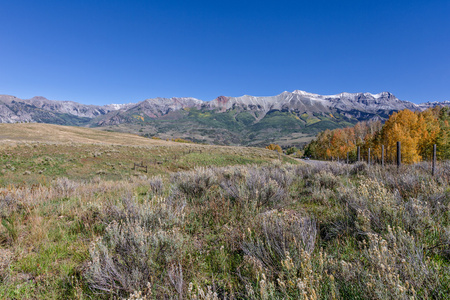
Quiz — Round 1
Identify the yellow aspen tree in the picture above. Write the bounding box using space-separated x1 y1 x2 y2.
436 106 450 159
417 109 440 160
266 143 282 153
381 110 422 163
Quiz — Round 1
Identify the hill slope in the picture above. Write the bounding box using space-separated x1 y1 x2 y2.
0 123 295 184
0 123 171 145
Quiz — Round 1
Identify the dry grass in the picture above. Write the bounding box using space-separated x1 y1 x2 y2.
0 124 295 185
0 123 172 146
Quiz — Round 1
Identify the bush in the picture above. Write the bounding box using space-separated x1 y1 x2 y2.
87 195 185 296
242 210 317 276
338 177 400 234
53 177 79 197
87 219 184 295
305 170 340 190
343 227 441 299
171 167 217 199
220 166 290 209
0 192 19 219
285 147 298 155
148 176 164 194
350 161 367 175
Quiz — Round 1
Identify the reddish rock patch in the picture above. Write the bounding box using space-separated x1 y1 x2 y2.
215 96 229 111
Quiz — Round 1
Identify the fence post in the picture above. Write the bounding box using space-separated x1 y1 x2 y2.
397 141 401 168
368 148 371 165
432 144 436 176
381 145 384 167
347 152 349 164
357 146 360 162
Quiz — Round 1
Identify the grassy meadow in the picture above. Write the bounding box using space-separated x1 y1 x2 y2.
0 124 290 185
0 124 449 299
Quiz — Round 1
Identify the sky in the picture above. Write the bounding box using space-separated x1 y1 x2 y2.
0 0 449 105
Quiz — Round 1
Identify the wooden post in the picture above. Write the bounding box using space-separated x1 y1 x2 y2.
381 145 384 167
368 148 371 165
357 146 360 162
347 152 349 164
432 144 436 176
397 141 401 168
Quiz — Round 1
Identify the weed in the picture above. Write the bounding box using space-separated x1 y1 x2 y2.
242 210 317 276
172 167 218 199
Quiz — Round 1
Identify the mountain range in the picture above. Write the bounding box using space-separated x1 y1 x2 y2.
1 91 448 147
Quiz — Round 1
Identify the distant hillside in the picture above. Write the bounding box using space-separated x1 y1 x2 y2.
0 123 171 146
1 91 448 147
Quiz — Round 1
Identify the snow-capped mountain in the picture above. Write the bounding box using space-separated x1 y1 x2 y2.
0 90 447 127
208 90 420 119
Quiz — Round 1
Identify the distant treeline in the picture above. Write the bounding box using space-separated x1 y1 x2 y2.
304 106 450 163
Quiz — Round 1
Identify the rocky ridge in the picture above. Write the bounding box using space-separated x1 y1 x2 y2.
0 90 447 126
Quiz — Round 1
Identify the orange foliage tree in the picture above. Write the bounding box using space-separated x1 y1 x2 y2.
266 143 282 153
417 108 440 160
436 107 450 159
304 107 447 163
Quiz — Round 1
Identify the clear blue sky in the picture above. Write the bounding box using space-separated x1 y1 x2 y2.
0 0 448 105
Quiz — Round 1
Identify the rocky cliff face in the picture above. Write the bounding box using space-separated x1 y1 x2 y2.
208 90 419 119
0 95 34 123
0 95 131 125
417 101 450 110
0 91 447 126
95 97 204 126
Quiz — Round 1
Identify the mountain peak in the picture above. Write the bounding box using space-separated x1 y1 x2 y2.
29 96 49 101
375 91 393 98
2 90 447 128
292 90 320 97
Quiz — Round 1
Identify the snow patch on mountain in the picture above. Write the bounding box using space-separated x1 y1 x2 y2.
1 91 448 125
